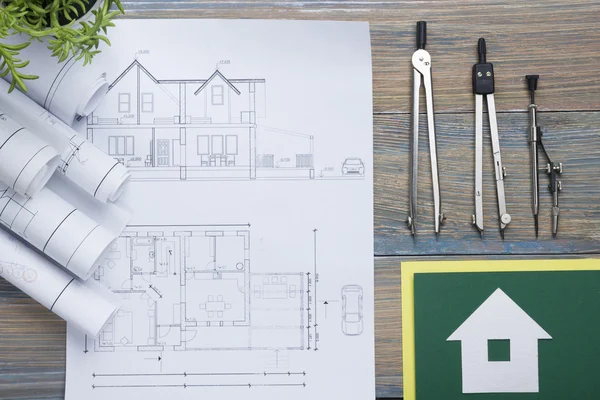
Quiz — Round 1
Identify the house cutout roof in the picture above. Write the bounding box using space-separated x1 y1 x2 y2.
108 59 159 91
193 70 242 96
447 288 551 341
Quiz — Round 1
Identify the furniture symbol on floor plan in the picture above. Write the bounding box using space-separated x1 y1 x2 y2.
447 288 552 394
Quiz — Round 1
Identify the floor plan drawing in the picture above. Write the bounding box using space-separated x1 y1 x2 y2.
86 60 316 181
93 225 305 352
74 222 362 393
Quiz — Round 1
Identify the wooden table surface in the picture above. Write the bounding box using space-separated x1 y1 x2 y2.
1 1 599 399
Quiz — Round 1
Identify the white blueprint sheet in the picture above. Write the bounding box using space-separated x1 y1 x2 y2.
66 19 374 399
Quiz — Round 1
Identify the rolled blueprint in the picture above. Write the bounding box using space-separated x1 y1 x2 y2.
0 183 116 280
1 32 109 125
0 79 130 203
0 229 119 337
46 174 131 236
0 112 61 197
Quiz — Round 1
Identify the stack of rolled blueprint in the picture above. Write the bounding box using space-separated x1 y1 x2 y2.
0 39 130 336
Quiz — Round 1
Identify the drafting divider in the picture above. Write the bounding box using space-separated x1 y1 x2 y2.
1 32 109 125
0 183 117 280
0 79 131 203
0 112 61 197
0 228 120 336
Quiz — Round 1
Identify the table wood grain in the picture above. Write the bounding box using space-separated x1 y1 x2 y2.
1 1 599 398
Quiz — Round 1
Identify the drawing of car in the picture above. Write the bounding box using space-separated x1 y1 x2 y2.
342 285 364 336
342 158 365 175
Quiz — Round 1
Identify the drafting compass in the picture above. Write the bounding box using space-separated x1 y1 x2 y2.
471 38 510 238
526 74 562 237
407 21 444 235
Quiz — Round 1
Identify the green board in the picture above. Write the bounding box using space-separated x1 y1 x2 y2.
414 271 600 399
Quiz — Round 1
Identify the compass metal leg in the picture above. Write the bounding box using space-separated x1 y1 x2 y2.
487 94 511 237
423 69 442 234
474 94 484 234
408 68 421 235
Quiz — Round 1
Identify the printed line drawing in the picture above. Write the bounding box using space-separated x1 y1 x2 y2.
0 183 116 279
0 233 120 337
0 112 61 197
0 260 40 285
93 225 306 352
86 60 317 181
62 20 375 400
0 77 129 203
341 285 364 336
89 370 307 390
39 111 130 204
91 371 307 377
311 229 319 350
341 158 365 176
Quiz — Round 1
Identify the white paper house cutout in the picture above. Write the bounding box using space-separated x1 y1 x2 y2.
447 288 552 394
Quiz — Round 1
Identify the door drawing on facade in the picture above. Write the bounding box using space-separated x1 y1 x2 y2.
86 60 315 181
157 139 170 166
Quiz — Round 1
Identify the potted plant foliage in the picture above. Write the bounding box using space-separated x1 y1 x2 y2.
0 0 124 92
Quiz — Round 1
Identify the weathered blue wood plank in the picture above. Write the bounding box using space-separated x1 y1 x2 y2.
375 112 600 256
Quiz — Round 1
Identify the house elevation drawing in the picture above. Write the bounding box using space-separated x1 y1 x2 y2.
85 60 316 181
93 225 306 352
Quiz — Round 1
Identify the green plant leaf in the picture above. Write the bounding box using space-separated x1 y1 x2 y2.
1 0 126 92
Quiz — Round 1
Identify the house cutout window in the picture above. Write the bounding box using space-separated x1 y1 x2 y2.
226 135 238 155
197 135 209 155
118 93 130 113
141 93 154 112
211 85 224 105
447 288 552 394
488 339 511 362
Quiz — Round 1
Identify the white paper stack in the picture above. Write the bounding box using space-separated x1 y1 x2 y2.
0 43 131 336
